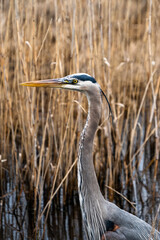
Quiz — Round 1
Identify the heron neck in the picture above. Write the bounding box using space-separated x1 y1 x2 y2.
78 89 104 202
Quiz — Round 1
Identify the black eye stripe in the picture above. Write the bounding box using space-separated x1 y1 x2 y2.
69 74 96 83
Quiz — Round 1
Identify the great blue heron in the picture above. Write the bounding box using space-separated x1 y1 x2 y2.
21 73 160 240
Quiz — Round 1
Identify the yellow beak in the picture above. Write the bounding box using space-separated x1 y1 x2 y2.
20 79 65 88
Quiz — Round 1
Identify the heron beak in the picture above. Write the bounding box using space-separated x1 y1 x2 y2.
20 78 65 88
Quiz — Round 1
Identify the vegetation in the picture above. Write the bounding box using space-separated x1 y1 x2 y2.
0 0 159 238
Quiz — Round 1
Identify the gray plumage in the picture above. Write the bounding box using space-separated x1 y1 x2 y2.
21 73 160 240
76 80 160 240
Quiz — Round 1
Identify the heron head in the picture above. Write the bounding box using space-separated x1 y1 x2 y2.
21 73 113 119
20 73 99 92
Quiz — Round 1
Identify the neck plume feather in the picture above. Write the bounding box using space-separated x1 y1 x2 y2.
78 88 106 240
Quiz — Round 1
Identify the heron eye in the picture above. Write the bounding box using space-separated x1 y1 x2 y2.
72 79 78 84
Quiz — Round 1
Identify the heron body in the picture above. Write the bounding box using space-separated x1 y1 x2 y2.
21 73 160 240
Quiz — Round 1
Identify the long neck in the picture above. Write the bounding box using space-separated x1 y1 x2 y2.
78 89 104 203
78 88 107 239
